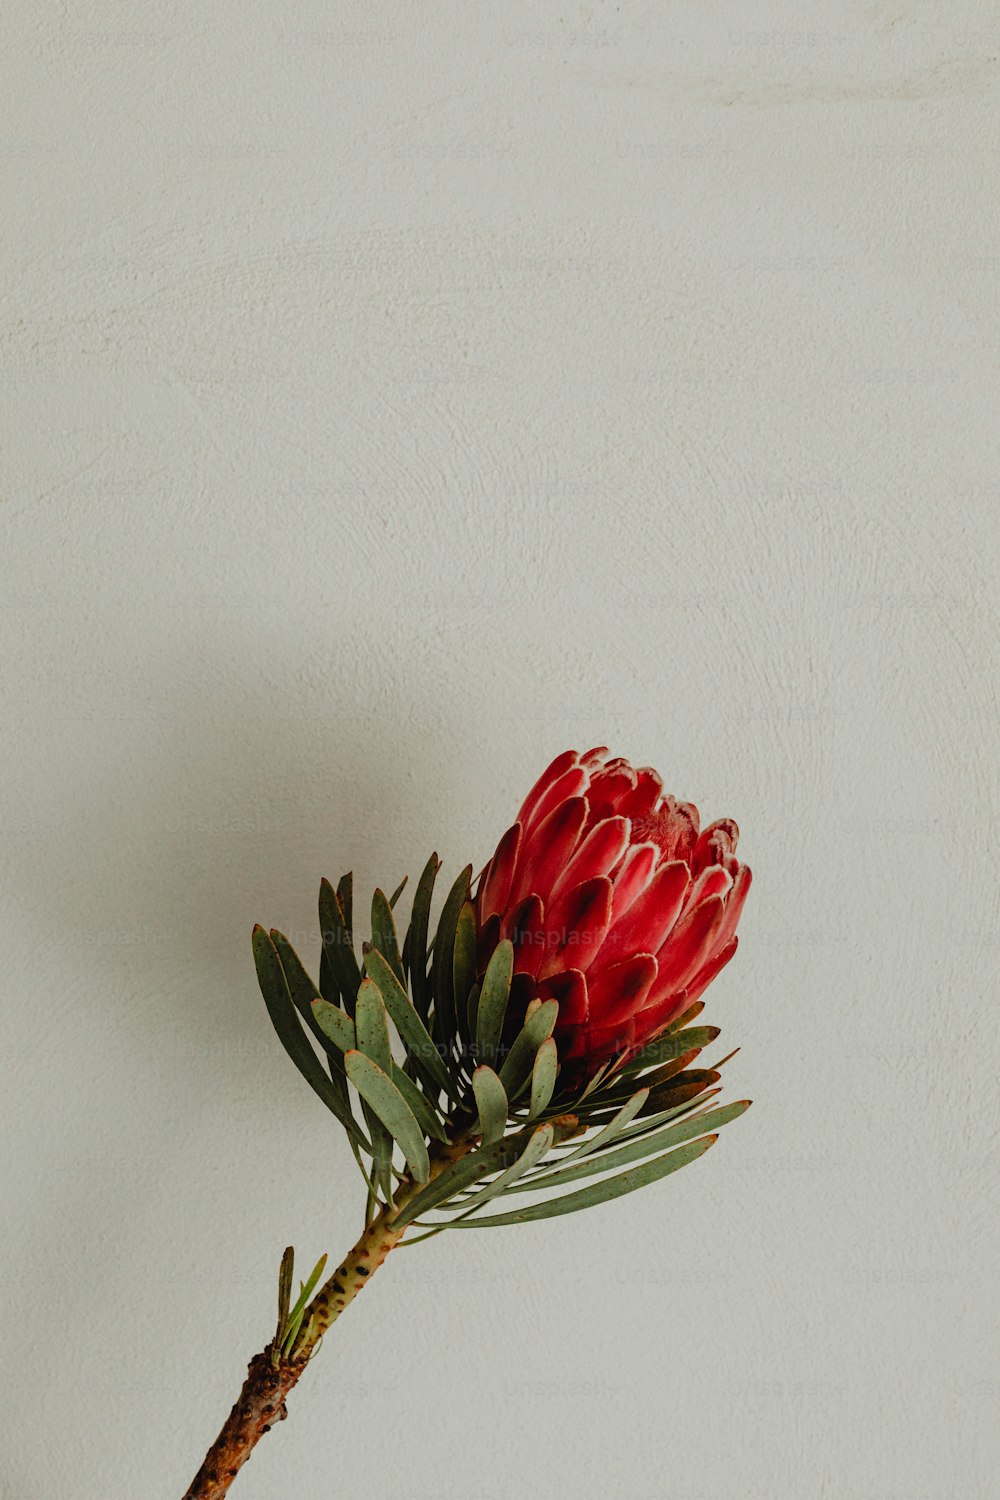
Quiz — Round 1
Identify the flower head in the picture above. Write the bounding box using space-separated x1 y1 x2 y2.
476 748 751 1072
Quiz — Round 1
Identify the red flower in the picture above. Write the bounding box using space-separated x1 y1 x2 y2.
476 748 751 1071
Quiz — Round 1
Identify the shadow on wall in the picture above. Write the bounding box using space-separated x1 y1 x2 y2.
8 617 470 1485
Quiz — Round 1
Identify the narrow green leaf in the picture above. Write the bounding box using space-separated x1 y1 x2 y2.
585 1087 722 1137
367 1114 395 1203
344 1051 430 1183
269 929 353 1131
620 1022 719 1076
371 888 405 983
577 1055 617 1102
453 1124 554 1219
450 1135 719 1227
311 998 356 1053
406 853 440 1019
596 1050 704 1112
472 1066 508 1145
498 999 559 1100
276 1246 294 1344
252 926 365 1143
319 879 363 1016
363 948 457 1101
475 939 513 1065
270 930 343 1060
355 978 392 1071
389 1136 517 1230
431 865 472 1050
337 872 354 943
508 1100 749 1193
466 980 481 1043
528 1037 559 1118
388 876 408 909
317 948 339 1005
452 899 478 1043
281 1253 328 1357
389 1062 448 1142
556 1088 650 1165
351 974 395 1196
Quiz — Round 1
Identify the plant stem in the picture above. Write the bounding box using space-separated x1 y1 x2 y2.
181 1142 472 1498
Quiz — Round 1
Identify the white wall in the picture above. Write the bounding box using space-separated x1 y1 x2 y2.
2 5 998 1498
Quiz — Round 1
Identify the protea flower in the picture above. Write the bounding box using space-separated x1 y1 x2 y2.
476 747 751 1073
184 749 752 1498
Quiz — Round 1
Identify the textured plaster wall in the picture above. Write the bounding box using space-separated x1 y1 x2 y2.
2 4 998 1498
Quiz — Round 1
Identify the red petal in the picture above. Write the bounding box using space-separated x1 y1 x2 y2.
508 796 588 908
537 876 614 981
575 1018 636 1061
685 935 738 1004
653 895 726 995
616 766 664 819
586 953 657 1024
540 967 589 1025
548 816 630 903
477 822 522 922
631 988 690 1047
477 912 501 969
597 859 691 966
581 745 609 765
501 894 546 977
521 765 589 836
713 864 752 955
672 801 700 863
514 750 579 828
609 841 658 923
587 762 638 817
679 863 733 918
692 817 740 875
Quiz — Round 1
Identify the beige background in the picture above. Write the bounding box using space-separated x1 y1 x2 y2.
2 4 998 1497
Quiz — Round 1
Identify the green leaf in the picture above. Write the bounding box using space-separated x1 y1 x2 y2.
555 1088 650 1166
270 930 343 1060
311 998 356 1053
449 1134 719 1227
528 1037 559 1118
371 888 405 983
475 939 513 1065
453 1124 555 1219
431 866 472 1050
388 876 408 909
355 978 392 1071
363 947 457 1102
281 1252 328 1358
352 978 395 1199
318 950 338 1005
275 1246 294 1350
389 1062 448 1142
344 1051 430 1183
466 980 481 1043
472 1066 508 1145
621 1023 719 1076
337 872 354 943
406 853 440 1019
452 900 478 1043
319 879 363 1016
498 999 559 1100
586 1086 721 1137
389 1136 516 1230
508 1100 749 1193
252 926 365 1145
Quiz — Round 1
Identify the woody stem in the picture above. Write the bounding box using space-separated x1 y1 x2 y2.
181 1141 473 1498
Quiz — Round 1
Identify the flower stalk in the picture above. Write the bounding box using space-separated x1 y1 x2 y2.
183 1141 475 1498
